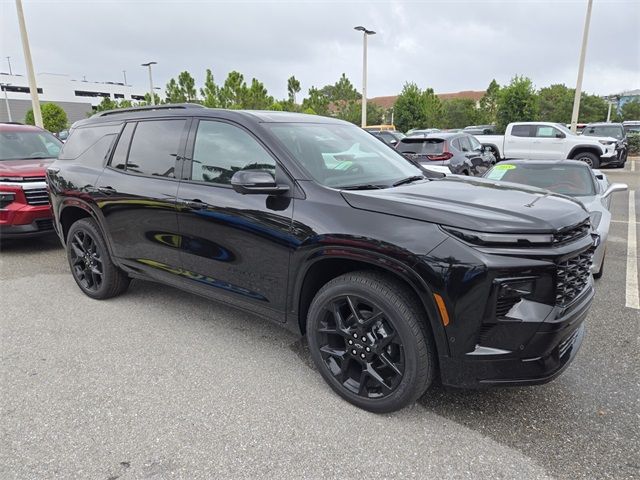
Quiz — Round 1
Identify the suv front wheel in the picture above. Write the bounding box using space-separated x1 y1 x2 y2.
66 218 130 299
306 271 435 413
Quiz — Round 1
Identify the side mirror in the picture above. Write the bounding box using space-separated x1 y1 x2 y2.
555 132 566 139
230 169 289 195
602 182 627 199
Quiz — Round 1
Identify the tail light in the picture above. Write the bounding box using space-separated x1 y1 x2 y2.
426 141 452 161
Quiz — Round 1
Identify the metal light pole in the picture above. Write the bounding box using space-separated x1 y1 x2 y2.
122 70 127 86
15 0 42 127
354 26 376 128
570 0 593 133
1 83 13 122
141 61 157 105
6 57 12 75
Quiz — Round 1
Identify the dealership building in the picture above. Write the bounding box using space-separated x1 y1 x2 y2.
0 72 149 126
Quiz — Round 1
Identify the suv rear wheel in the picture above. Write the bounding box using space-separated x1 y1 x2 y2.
66 218 130 299
306 271 435 413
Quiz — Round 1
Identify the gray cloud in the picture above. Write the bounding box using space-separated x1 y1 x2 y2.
1 0 638 99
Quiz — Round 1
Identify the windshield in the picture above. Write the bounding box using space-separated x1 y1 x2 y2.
582 125 624 140
0 130 62 161
485 163 596 196
266 123 422 188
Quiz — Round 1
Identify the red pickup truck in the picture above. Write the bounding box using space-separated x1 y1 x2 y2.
0 123 63 238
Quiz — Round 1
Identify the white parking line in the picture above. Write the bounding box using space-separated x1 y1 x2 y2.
626 190 639 310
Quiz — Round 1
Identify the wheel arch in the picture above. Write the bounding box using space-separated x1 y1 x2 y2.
293 250 450 357
567 144 602 159
58 199 117 260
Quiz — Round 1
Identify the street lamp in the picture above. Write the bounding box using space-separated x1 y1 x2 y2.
354 26 376 128
141 61 157 105
0 83 13 122
570 0 593 133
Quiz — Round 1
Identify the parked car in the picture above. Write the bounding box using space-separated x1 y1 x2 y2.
581 122 628 167
396 132 495 175
463 124 496 135
484 159 626 278
622 120 640 134
0 123 62 238
565 123 588 134
48 104 597 413
406 128 441 136
367 129 405 148
478 122 619 168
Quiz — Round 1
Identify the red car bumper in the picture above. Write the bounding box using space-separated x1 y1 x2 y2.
0 183 54 238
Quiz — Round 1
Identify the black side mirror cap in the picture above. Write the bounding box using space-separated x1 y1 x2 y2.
230 169 289 195
556 133 566 138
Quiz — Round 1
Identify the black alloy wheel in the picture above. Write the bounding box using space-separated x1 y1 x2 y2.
66 218 130 299
307 272 435 413
315 294 405 399
69 229 103 292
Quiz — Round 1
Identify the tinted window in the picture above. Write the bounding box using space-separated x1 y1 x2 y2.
397 139 445 155
486 163 596 196
451 138 461 150
536 126 560 138
191 120 275 185
110 123 135 170
511 125 533 137
126 120 185 177
582 125 624 140
458 136 472 152
59 124 121 160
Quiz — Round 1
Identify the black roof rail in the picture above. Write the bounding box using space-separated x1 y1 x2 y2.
93 103 206 118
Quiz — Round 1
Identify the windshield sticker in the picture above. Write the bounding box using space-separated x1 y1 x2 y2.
487 164 515 180
333 161 353 170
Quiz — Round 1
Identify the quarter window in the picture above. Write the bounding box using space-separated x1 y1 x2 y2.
126 120 185 177
191 120 275 185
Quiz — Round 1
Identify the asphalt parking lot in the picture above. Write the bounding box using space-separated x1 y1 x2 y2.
1 160 638 480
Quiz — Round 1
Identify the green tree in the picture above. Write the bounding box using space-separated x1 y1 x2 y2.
538 84 573 123
336 100 385 126
496 75 539 132
422 88 443 128
200 69 219 108
178 71 197 102
578 93 608 123
93 96 119 113
301 86 330 116
165 78 186 103
287 75 301 104
245 78 274 109
143 92 161 105
478 79 500 125
441 98 478 129
394 82 425 132
619 99 640 121
25 103 68 132
218 71 248 109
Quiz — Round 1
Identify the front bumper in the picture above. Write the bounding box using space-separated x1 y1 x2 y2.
439 284 591 388
599 147 620 166
0 183 53 238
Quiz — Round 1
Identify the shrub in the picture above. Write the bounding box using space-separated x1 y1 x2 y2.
627 132 640 155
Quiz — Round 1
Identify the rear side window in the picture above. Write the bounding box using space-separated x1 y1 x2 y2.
458 136 473 152
126 120 186 177
397 139 444 155
511 125 534 137
59 124 121 162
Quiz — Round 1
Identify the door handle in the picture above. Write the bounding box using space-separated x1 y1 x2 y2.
97 186 116 194
180 198 207 210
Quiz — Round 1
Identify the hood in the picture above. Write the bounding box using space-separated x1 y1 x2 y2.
341 176 589 233
0 158 54 178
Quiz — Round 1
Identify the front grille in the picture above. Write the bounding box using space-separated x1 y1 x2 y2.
35 219 54 231
22 176 46 182
553 220 590 245
24 188 50 206
555 247 594 305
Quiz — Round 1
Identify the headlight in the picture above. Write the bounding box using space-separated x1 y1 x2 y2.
598 140 615 146
589 211 602 229
0 192 16 209
442 226 553 246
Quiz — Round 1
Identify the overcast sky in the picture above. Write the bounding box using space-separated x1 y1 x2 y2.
1 0 638 99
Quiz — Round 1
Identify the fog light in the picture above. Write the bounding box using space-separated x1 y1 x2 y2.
0 192 15 209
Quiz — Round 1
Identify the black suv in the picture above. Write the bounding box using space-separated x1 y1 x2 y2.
581 122 627 167
47 105 596 413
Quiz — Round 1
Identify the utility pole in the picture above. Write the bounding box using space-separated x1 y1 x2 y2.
15 0 42 127
570 0 593 133
122 70 127 86
354 26 376 128
1 83 13 122
141 62 157 105
6 57 12 75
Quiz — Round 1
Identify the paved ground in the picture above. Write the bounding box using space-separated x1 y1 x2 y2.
1 160 638 480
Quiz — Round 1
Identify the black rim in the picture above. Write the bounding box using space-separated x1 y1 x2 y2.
69 230 103 292
314 295 405 399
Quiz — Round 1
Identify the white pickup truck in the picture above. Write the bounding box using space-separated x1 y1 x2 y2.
477 122 620 168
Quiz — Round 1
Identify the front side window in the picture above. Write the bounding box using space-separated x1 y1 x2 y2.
191 120 275 185
267 122 422 188
126 120 185 177
536 126 560 138
468 135 482 151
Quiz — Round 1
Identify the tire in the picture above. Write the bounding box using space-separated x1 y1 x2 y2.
573 152 600 168
306 271 435 413
66 218 130 299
